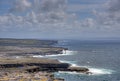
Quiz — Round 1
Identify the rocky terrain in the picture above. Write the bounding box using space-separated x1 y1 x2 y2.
0 38 67 57
0 57 89 81
0 57 89 73
0 38 90 81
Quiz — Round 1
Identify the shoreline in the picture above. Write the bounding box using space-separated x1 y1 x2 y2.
0 57 89 81
0 38 90 81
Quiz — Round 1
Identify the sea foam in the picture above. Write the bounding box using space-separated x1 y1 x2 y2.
88 68 114 75
59 60 114 75
56 67 114 76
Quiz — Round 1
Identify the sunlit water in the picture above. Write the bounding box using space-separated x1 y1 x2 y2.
33 40 120 81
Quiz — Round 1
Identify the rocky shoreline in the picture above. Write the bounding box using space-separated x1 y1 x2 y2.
0 46 68 57
0 57 89 73
0 38 68 57
0 70 63 81
0 57 89 81
0 38 90 81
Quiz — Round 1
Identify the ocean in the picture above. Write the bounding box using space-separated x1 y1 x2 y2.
34 40 120 81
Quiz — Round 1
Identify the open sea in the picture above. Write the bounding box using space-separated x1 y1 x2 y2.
34 40 120 81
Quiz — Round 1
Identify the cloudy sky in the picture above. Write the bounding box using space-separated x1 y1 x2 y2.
0 0 120 39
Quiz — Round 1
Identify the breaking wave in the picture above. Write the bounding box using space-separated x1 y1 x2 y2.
58 60 115 75
88 68 114 75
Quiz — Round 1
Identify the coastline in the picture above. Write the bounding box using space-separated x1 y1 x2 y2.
0 38 90 81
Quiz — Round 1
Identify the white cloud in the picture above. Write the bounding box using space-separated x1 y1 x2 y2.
10 0 31 12
40 0 67 12
0 0 80 34
81 18 96 27
107 0 120 12
0 0 120 39
67 4 101 12
93 0 120 26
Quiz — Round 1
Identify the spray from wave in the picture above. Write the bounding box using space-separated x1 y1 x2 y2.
56 67 114 76
88 68 114 75
59 60 115 75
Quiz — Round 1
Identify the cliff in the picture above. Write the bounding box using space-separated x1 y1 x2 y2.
0 38 90 81
0 57 89 73
0 38 68 57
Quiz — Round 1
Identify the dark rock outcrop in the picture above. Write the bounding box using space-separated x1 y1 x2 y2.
67 67 89 73
0 62 89 73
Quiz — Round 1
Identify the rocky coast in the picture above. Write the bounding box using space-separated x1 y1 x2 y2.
0 38 90 81
0 57 89 81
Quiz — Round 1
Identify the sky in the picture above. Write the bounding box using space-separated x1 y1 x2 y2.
0 0 120 39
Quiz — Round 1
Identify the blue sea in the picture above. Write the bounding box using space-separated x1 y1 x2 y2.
34 40 120 81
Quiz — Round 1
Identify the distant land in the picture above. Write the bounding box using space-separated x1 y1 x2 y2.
0 38 69 57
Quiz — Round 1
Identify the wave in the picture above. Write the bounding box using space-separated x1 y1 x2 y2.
56 71 83 75
59 60 78 67
32 50 76 58
58 60 115 75
55 68 114 76
88 68 115 75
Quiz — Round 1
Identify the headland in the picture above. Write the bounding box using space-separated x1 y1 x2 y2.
0 38 89 81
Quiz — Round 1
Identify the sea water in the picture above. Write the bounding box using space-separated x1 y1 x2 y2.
34 40 120 81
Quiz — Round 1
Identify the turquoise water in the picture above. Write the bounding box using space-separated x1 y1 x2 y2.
35 40 120 81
